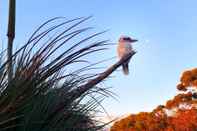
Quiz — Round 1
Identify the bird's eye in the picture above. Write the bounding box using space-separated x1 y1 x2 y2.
123 37 131 41
123 38 128 40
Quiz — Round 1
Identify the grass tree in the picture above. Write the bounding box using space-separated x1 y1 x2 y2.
1 2 136 131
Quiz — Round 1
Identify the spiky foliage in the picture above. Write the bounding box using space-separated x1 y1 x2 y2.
0 17 114 131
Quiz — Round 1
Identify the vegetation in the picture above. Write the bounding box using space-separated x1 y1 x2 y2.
1 1 137 130
111 68 197 131
0 15 135 130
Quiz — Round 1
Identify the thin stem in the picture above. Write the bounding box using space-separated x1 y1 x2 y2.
7 0 16 82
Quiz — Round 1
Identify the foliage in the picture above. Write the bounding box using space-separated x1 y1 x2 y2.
111 68 197 131
177 68 197 91
0 17 113 131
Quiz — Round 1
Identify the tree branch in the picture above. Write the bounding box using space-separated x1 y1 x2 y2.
48 51 136 121
70 51 136 100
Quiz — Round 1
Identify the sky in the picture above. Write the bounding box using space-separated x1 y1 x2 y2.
1 0 197 118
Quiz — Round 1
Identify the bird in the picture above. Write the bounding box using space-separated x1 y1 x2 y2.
117 36 138 75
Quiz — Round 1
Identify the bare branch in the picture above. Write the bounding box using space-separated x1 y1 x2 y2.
47 51 136 121
70 51 136 100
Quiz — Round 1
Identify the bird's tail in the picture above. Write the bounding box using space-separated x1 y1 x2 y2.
122 63 129 75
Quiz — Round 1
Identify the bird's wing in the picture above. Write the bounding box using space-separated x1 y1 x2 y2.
125 43 133 52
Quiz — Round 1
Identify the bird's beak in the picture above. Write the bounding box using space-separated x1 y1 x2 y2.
131 39 138 43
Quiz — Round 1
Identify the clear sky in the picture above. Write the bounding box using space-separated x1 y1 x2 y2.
1 0 197 118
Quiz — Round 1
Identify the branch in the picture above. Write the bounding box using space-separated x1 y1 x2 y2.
70 51 136 100
48 51 136 121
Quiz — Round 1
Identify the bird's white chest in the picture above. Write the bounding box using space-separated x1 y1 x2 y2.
118 42 132 51
117 42 133 58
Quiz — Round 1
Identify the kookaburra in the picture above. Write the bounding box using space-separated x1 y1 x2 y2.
117 36 138 75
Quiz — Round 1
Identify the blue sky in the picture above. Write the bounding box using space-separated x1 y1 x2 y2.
1 0 197 117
